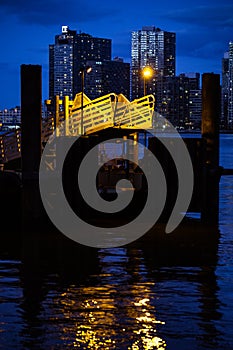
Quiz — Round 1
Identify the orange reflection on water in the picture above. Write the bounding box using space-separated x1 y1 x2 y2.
131 297 166 349
58 286 117 348
73 294 117 349
51 259 166 349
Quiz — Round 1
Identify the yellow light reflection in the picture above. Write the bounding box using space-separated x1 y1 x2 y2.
52 259 166 349
131 296 167 349
57 286 117 349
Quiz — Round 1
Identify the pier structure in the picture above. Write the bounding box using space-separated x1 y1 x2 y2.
0 81 154 166
0 65 229 237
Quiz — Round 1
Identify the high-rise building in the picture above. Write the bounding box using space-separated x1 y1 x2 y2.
131 26 176 100
189 89 202 128
85 57 130 100
156 73 200 127
49 26 111 100
228 41 233 128
178 73 201 128
49 26 77 100
221 52 229 128
221 42 233 129
73 32 111 96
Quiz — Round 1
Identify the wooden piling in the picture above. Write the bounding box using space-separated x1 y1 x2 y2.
21 64 43 230
201 73 221 224
21 64 42 177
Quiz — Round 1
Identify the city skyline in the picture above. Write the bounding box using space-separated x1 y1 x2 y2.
0 0 232 108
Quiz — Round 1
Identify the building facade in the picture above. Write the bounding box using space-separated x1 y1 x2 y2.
49 26 129 102
228 41 233 128
0 107 21 127
155 73 200 127
221 52 229 128
131 26 176 101
49 26 77 100
85 57 130 100
221 42 233 129
73 32 111 97
49 26 112 100
189 89 202 129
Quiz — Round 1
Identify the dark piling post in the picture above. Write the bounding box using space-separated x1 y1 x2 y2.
201 73 221 224
21 64 42 230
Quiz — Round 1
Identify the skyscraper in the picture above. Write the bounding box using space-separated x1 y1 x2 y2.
49 26 130 102
131 26 176 100
157 73 200 127
228 41 233 128
49 26 76 100
221 51 229 128
85 57 130 100
221 42 233 129
73 32 111 96
49 26 111 100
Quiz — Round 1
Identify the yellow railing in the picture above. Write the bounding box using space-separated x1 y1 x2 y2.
70 93 117 135
1 92 155 163
114 94 154 129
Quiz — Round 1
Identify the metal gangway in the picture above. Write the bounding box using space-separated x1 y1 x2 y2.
0 92 155 164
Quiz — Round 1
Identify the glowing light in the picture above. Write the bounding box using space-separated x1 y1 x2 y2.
51 280 167 349
142 66 154 95
86 66 92 74
142 66 153 79
132 297 166 349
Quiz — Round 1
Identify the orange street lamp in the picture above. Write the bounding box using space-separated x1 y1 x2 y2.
142 66 153 96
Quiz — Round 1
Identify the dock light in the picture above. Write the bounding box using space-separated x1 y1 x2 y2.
142 66 153 96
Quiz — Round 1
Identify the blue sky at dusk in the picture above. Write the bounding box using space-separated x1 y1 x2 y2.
0 0 232 108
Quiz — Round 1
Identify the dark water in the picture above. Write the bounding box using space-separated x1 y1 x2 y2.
0 134 233 349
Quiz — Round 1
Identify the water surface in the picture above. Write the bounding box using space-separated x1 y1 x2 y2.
0 134 233 349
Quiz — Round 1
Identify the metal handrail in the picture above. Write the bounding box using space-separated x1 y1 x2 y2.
1 92 155 163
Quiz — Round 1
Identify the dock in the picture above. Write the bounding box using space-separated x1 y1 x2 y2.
0 65 231 254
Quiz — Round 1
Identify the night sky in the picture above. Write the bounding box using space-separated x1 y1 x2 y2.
0 0 232 108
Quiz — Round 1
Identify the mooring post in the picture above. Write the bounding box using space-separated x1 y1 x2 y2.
201 73 221 224
21 64 42 230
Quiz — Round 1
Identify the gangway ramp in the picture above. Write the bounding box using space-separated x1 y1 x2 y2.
0 92 155 164
114 94 154 130
70 93 117 135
